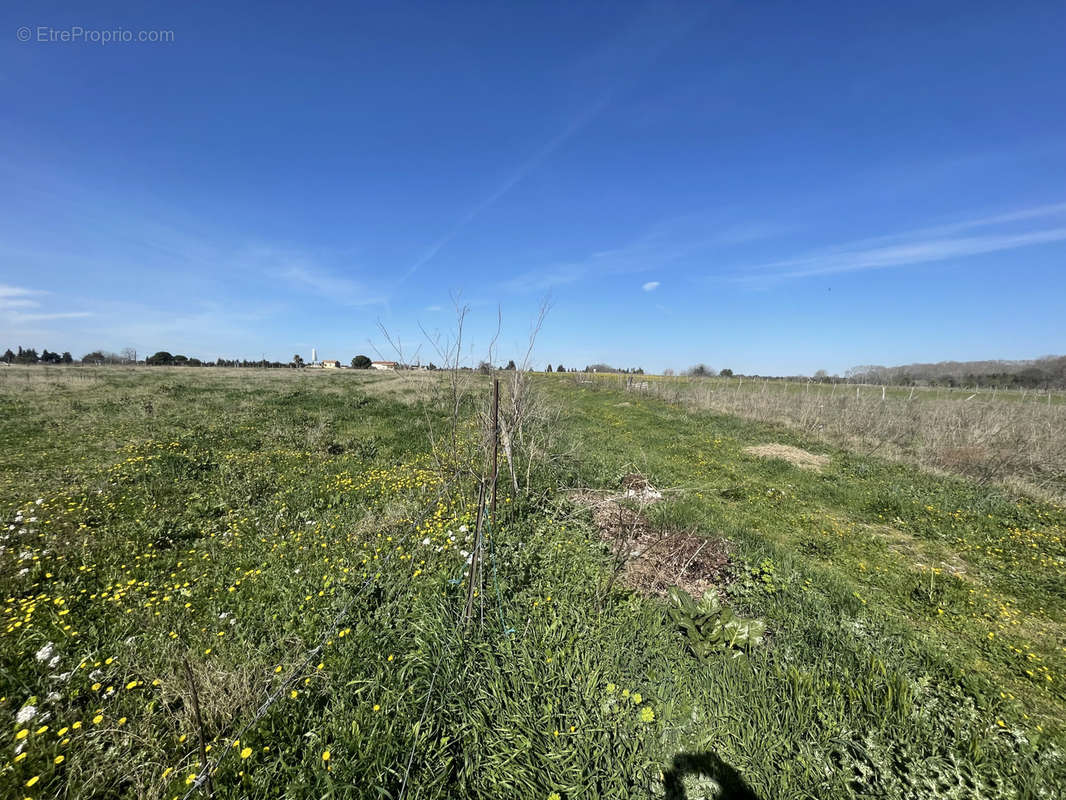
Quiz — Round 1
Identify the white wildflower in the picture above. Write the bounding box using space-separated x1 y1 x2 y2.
48 655 60 669
422 537 431 546
16 705 37 724
35 642 55 662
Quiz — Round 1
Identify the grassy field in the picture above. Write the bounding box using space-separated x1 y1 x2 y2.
2 367 1064 799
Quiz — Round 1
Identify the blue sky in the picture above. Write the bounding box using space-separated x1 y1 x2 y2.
2 1 1064 374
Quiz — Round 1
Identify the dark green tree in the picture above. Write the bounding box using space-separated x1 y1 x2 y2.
147 351 174 365
351 355 372 369
16 347 39 364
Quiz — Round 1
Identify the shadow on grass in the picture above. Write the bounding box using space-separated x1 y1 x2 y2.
663 751 762 800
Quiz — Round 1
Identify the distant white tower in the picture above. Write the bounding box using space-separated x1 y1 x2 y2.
311 347 317 364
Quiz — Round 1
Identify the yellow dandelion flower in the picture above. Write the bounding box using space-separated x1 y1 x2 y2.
26 776 40 787
92 715 103 725
54 755 65 765
240 747 252 760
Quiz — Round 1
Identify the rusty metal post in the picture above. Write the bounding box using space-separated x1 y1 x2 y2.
491 378 499 525
183 655 215 798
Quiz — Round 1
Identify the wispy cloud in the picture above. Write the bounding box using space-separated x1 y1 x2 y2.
736 203 1066 282
0 284 91 323
0 285 40 298
0 285 43 311
270 259 385 307
8 311 92 322
503 214 791 293
399 4 708 285
642 281 660 292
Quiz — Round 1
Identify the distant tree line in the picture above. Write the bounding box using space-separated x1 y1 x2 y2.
10 343 1059 388
845 356 1066 390
2 347 73 364
575 364 645 374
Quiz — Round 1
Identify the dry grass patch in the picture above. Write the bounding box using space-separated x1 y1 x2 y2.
743 443 829 471
865 523 971 578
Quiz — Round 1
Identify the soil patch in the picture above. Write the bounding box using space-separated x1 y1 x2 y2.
571 475 730 599
743 443 829 471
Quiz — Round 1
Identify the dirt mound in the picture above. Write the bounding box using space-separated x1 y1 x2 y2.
743 443 829 471
570 477 729 599
622 530 730 599
620 472 664 503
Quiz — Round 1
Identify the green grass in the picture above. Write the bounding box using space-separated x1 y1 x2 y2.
2 367 1064 799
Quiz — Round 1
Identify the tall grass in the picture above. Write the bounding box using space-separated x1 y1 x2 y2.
587 373 1066 501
